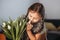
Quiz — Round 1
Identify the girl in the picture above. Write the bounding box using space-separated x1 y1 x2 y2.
22 3 47 40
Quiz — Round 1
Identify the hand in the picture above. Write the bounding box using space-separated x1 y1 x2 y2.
26 21 33 31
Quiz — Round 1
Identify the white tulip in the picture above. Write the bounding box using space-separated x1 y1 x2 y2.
23 19 25 22
19 22 21 26
8 25 11 30
2 22 6 27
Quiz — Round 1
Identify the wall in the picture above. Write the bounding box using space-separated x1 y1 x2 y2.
0 0 39 24
39 0 60 19
0 0 39 31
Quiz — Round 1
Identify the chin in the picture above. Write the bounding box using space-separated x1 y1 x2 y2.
32 21 38 24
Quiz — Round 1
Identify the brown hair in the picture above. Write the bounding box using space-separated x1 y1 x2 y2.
26 3 45 19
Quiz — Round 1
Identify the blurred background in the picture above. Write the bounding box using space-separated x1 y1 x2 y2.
0 0 60 40
0 0 60 23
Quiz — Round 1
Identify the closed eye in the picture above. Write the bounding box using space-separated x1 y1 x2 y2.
29 15 32 17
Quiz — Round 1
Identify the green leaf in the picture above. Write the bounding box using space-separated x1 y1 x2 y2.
16 21 19 40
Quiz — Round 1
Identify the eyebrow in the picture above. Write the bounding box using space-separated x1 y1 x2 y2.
29 13 40 18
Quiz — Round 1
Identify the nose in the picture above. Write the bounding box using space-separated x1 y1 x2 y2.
28 18 33 24
30 17 33 21
28 20 31 24
31 18 33 21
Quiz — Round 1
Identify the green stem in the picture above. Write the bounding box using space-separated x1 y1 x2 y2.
12 34 15 40
11 27 15 40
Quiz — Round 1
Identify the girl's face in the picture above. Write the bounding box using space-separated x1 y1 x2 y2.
28 11 42 23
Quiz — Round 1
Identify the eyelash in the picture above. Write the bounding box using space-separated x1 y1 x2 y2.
29 15 32 17
29 15 38 20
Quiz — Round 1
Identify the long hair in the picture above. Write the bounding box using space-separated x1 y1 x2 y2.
25 3 45 20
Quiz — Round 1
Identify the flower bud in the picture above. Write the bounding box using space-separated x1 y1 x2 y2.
2 22 6 27
19 22 21 26
7 25 11 30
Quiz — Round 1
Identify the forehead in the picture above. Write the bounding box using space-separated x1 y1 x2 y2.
28 11 40 17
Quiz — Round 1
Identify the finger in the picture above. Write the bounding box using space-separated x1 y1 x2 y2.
27 24 32 27
31 25 33 27
28 20 31 24
27 22 31 25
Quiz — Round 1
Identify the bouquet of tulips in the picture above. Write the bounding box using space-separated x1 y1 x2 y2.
2 16 27 40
